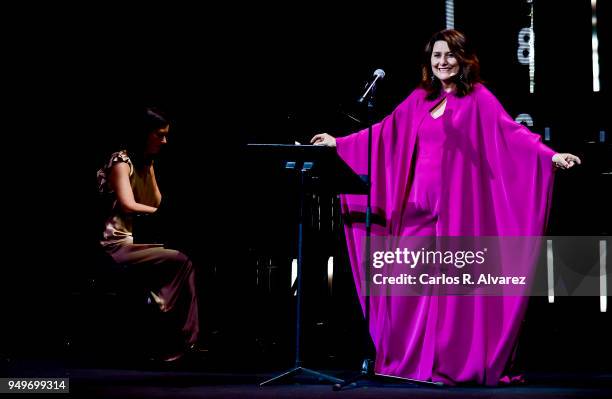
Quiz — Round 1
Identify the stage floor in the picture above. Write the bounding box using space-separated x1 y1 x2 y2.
3 359 612 398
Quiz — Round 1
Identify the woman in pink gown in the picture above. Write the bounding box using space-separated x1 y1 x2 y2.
311 29 580 385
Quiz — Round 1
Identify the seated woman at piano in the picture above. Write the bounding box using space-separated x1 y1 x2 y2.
96 107 200 362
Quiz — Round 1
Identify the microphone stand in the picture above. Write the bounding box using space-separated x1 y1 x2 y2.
333 79 442 391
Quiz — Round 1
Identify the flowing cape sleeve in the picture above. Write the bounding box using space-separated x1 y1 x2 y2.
336 89 426 230
334 88 427 306
438 84 556 236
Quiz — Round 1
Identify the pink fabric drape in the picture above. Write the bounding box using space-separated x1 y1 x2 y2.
336 84 555 385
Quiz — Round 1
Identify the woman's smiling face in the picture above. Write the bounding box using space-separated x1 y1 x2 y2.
431 40 460 84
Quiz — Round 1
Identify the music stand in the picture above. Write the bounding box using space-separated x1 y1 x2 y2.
247 144 367 386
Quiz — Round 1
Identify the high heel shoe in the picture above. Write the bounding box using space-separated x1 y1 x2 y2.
148 291 168 312
161 351 185 363
148 349 186 365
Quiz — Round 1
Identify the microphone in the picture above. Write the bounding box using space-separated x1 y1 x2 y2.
358 69 386 103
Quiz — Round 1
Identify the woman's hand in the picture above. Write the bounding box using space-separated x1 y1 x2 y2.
310 133 337 147
552 153 581 170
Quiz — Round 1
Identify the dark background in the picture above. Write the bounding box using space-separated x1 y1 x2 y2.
3 0 611 374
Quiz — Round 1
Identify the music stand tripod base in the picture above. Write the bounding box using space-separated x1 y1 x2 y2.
260 366 344 387
332 364 443 391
